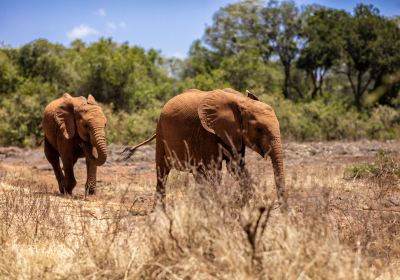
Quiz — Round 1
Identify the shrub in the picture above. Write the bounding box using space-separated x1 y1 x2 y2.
0 79 58 146
344 151 400 180
260 93 399 141
0 50 20 94
104 104 160 145
367 105 400 139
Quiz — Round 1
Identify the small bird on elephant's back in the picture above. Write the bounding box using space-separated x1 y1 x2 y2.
122 88 287 212
42 93 107 196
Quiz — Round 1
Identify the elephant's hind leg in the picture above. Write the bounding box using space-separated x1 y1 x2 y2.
156 166 169 210
155 140 170 211
44 139 65 192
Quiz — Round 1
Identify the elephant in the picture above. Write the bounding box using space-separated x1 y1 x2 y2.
42 93 107 195
123 88 287 210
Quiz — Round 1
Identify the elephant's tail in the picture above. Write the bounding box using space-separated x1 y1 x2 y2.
119 133 156 160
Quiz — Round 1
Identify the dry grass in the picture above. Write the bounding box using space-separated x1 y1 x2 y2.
0 152 400 279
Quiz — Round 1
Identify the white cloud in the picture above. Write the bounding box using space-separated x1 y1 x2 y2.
67 24 99 40
96 8 106 17
172 52 185 59
107 22 117 30
106 21 126 31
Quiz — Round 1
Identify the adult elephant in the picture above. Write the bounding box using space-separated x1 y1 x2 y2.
123 88 287 210
42 93 107 195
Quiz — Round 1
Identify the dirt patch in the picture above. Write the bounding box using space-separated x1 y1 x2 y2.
1 140 399 211
1 141 399 278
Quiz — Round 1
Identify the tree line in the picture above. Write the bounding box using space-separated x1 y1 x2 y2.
184 0 400 110
0 0 399 145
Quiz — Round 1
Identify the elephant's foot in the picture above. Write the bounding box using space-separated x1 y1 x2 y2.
277 189 289 213
59 184 73 195
244 186 255 204
85 184 96 195
152 192 166 212
239 191 253 207
59 179 76 195
237 178 254 207
59 184 68 195
278 198 289 213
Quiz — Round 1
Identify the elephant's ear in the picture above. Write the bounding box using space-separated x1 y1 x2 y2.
87 94 98 105
198 90 243 152
55 93 75 139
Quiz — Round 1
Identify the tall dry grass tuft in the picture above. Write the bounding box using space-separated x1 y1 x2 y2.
0 152 399 279
136 173 399 279
0 166 151 279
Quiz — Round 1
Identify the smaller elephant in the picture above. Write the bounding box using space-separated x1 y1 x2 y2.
42 93 107 195
122 88 287 211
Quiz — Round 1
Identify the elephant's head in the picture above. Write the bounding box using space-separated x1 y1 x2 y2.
198 89 287 208
55 93 107 166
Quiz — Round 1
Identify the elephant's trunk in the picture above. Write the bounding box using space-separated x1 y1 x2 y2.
90 125 107 166
269 136 287 210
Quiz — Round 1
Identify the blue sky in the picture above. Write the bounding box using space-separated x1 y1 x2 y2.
0 0 399 58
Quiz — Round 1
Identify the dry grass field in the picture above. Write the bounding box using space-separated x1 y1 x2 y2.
0 141 399 279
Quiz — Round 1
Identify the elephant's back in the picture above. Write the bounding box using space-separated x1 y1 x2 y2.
158 89 221 167
161 89 207 123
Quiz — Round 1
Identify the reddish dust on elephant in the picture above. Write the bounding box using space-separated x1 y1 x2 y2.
123 88 287 210
42 93 107 196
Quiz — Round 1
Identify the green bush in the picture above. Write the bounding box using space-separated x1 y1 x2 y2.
344 151 400 180
1 85 398 147
104 105 160 145
367 105 400 139
0 79 58 146
0 36 399 147
179 69 230 91
0 50 20 94
260 93 399 141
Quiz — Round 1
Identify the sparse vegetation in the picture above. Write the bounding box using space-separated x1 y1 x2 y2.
0 0 399 278
0 143 399 279
344 151 400 180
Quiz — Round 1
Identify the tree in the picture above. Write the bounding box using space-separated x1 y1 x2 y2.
204 0 271 62
370 17 400 107
183 40 218 78
78 38 173 110
220 49 263 91
0 49 20 94
17 39 72 88
297 7 348 98
197 0 271 92
262 0 304 99
341 4 400 110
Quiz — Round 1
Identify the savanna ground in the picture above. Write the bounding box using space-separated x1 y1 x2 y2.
0 140 399 279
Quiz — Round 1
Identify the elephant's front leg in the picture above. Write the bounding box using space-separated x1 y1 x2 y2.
60 156 77 195
85 158 97 195
194 164 222 185
226 159 254 206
